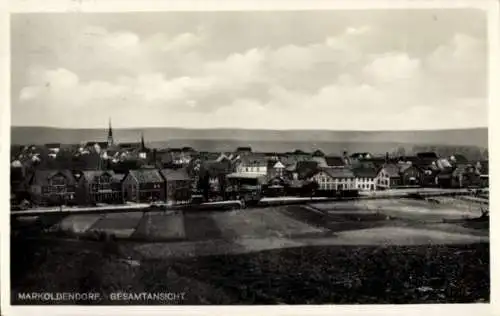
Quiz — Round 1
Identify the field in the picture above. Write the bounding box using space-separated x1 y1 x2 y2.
11 197 489 304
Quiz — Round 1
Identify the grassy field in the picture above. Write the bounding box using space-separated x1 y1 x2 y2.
11 197 490 304
11 238 489 304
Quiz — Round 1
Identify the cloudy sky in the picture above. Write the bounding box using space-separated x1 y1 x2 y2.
11 10 487 130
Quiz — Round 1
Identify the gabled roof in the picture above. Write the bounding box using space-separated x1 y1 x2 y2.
351 166 378 178
127 169 164 183
80 170 116 182
30 169 76 186
239 154 268 167
321 167 355 179
273 161 285 169
325 156 345 167
160 168 191 181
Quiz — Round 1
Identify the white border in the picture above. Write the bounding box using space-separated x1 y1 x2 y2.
1 0 498 315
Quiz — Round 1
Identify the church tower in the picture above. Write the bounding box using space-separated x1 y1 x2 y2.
107 118 114 147
140 132 146 152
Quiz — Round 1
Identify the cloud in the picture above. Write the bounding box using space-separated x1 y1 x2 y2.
363 53 422 84
14 18 487 130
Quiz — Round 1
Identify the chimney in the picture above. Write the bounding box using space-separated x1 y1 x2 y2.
385 152 389 163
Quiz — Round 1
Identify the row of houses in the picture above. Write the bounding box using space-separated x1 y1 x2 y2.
11 146 489 206
17 168 192 207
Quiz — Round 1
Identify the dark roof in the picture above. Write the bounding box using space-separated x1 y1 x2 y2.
365 158 386 169
325 156 345 167
181 147 196 152
119 142 140 149
321 167 355 178
379 164 401 178
398 156 420 164
296 160 319 178
85 141 109 149
30 169 76 186
160 168 191 181
351 160 377 169
44 143 61 148
312 149 325 157
240 154 268 166
203 161 233 177
416 152 438 159
236 147 252 152
81 170 106 181
285 179 305 188
199 152 221 161
128 169 164 183
351 166 378 178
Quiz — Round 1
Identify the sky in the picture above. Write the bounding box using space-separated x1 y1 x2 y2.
11 10 488 130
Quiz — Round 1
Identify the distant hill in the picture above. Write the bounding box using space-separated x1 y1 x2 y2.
11 126 488 154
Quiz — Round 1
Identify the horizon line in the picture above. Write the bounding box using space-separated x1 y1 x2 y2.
10 125 489 132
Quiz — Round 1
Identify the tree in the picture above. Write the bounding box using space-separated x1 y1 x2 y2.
312 149 325 157
482 149 489 160
218 174 227 200
197 169 211 201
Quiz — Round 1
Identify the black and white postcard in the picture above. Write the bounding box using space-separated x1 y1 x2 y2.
1 0 498 315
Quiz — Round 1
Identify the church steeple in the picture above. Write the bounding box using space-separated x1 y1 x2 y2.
140 132 145 151
107 118 114 147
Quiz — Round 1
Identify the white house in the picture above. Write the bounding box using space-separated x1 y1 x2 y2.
236 154 268 176
311 168 356 191
351 167 378 191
